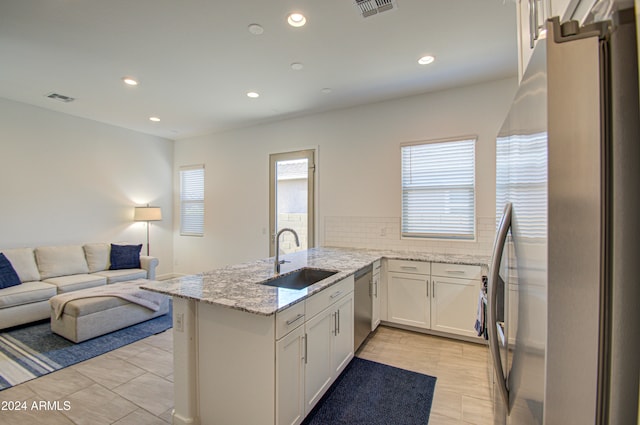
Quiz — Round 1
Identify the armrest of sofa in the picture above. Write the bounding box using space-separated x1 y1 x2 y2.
140 256 159 280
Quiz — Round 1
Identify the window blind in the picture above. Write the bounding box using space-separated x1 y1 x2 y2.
401 138 476 239
496 132 547 239
180 164 205 236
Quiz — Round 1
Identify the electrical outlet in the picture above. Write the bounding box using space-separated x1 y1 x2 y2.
175 313 184 332
380 227 387 237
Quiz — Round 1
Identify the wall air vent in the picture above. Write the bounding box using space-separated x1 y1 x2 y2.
355 0 397 18
46 92 75 103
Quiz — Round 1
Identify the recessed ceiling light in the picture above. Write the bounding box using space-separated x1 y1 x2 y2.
418 55 435 65
321 88 332 94
287 13 306 27
247 92 260 98
122 77 139 86
149 116 161 122
290 62 304 71
248 24 264 35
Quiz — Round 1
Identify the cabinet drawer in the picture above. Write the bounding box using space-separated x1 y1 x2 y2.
276 301 306 340
431 263 481 280
306 275 354 319
387 259 429 275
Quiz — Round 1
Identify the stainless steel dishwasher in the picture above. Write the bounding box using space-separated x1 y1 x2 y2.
353 265 373 351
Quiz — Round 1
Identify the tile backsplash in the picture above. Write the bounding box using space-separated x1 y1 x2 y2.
324 216 495 257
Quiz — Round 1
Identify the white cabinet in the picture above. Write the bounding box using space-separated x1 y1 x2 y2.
517 0 548 81
388 271 430 329
517 0 581 81
371 260 381 331
430 263 482 339
277 275 355 424
276 326 305 425
386 260 482 339
332 294 354 376
304 307 334 411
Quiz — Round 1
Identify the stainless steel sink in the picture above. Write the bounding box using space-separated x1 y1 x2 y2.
261 267 339 290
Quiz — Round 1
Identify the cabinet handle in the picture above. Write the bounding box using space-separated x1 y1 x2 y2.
433 281 435 298
369 278 373 297
446 269 466 274
337 309 340 335
330 290 343 299
400 266 418 270
529 0 535 49
427 280 429 297
304 333 308 364
374 279 378 297
286 313 305 326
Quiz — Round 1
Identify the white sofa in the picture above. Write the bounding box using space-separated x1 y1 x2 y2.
0 243 158 330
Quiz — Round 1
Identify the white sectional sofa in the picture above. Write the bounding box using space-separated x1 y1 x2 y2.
0 243 158 330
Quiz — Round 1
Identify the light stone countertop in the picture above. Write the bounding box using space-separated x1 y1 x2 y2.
140 247 490 316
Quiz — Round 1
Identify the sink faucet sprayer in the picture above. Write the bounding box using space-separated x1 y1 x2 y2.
274 228 300 274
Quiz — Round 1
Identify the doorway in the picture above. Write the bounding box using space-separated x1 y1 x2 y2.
269 149 315 256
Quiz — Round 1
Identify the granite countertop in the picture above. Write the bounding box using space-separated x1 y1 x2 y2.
140 247 490 316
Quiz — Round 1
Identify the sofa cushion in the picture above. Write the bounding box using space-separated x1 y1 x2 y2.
0 281 57 309
36 245 89 279
93 269 147 284
1 248 41 283
43 274 106 294
0 253 21 289
109 244 142 270
83 243 110 273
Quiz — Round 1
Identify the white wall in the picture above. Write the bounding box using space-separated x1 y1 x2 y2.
0 98 174 277
174 77 518 274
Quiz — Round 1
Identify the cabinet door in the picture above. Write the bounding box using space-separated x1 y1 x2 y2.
304 308 333 412
371 271 381 331
276 326 305 425
431 276 480 337
387 272 430 329
332 293 354 377
517 0 547 81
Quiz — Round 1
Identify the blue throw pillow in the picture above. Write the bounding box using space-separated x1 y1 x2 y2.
109 244 142 270
0 253 22 289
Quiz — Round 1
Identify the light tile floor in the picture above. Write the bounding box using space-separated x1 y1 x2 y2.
0 325 494 424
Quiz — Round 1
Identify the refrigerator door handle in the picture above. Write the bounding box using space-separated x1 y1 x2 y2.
488 202 511 408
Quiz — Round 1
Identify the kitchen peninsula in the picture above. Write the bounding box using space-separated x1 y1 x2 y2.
142 247 489 425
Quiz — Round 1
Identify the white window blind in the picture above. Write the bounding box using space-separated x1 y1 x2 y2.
180 164 204 236
401 138 476 239
496 132 547 239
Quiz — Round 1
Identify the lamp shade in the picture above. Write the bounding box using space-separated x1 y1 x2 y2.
134 206 162 221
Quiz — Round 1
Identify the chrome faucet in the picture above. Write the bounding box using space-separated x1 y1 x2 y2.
274 228 300 274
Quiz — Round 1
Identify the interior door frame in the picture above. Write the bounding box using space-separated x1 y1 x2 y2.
269 149 316 256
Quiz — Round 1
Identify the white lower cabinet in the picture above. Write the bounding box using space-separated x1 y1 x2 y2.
386 260 482 339
303 307 334 412
387 271 430 329
276 276 355 425
332 294 354 376
431 276 480 337
276 326 305 425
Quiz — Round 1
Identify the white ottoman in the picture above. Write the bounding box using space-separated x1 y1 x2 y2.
50 280 170 343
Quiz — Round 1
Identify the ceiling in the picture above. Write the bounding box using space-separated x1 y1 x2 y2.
0 0 517 140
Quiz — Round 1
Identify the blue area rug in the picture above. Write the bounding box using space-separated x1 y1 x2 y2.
302 357 437 425
0 303 172 391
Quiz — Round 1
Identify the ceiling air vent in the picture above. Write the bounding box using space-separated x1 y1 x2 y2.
355 0 397 18
46 92 75 103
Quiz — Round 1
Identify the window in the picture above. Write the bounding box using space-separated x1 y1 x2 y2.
180 164 204 236
401 137 476 240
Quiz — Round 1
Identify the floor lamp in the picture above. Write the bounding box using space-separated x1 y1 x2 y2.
134 205 162 256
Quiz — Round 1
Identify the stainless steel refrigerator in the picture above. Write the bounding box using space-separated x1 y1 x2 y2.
489 9 640 425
